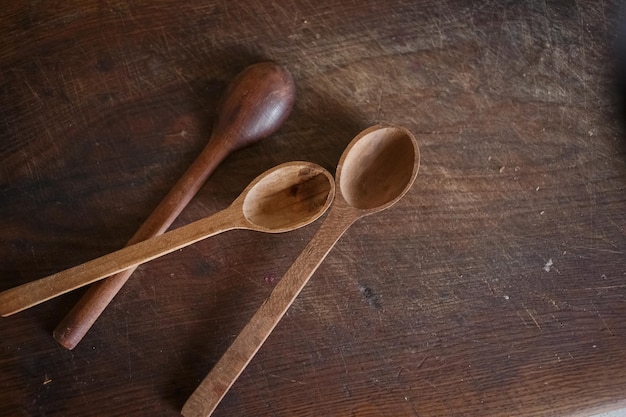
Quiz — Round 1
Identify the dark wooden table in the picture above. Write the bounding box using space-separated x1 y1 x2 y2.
1 1 625 416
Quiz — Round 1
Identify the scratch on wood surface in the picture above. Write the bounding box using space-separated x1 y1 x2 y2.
591 301 615 336
230 265 263 289
397 356 427 383
337 345 350 377
22 77 42 105
575 0 590 104
600 317 615 336
422 378 437 389
491 6 508 76
582 284 626 291
272 0 301 24
397 366 410 381
268 373 306 385
523 304 541 329
376 77 384 121
160 26 172 56
416 355 427 369
568 242 624 255
126 318 132 379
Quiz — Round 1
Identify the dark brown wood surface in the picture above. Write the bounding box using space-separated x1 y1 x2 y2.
1 1 625 416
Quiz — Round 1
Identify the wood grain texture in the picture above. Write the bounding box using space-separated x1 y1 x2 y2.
1 1 625 416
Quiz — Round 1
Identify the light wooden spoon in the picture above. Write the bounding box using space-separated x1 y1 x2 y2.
181 124 420 417
0 161 334 317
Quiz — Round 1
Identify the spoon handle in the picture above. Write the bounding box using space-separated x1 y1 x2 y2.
181 206 356 417
0 209 238 317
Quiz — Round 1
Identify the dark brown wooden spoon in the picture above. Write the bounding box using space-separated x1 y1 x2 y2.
53 62 296 350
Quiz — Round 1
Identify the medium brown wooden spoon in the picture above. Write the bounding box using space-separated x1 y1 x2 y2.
54 61 296 350
181 124 420 417
0 161 334 317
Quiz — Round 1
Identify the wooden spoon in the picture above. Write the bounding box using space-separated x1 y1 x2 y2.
0 161 334 317
54 61 296 350
181 124 420 417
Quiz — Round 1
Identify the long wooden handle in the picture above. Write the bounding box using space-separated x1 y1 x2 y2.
181 207 355 417
0 209 238 317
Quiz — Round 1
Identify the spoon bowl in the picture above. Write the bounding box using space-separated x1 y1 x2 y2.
242 163 334 232
338 125 418 211
182 124 420 417
0 161 334 317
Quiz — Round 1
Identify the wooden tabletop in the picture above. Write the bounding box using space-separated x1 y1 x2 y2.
1 1 625 416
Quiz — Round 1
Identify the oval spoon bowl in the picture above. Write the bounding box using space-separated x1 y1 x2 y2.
243 162 334 232
338 124 419 211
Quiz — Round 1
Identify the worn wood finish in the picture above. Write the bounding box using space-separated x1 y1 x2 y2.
1 1 625 416
53 61 296 350
182 125 419 417
0 161 333 317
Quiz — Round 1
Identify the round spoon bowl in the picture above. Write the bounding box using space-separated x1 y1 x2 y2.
242 162 335 232
339 125 419 211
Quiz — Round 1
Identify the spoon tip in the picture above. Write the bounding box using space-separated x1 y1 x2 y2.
213 62 296 151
